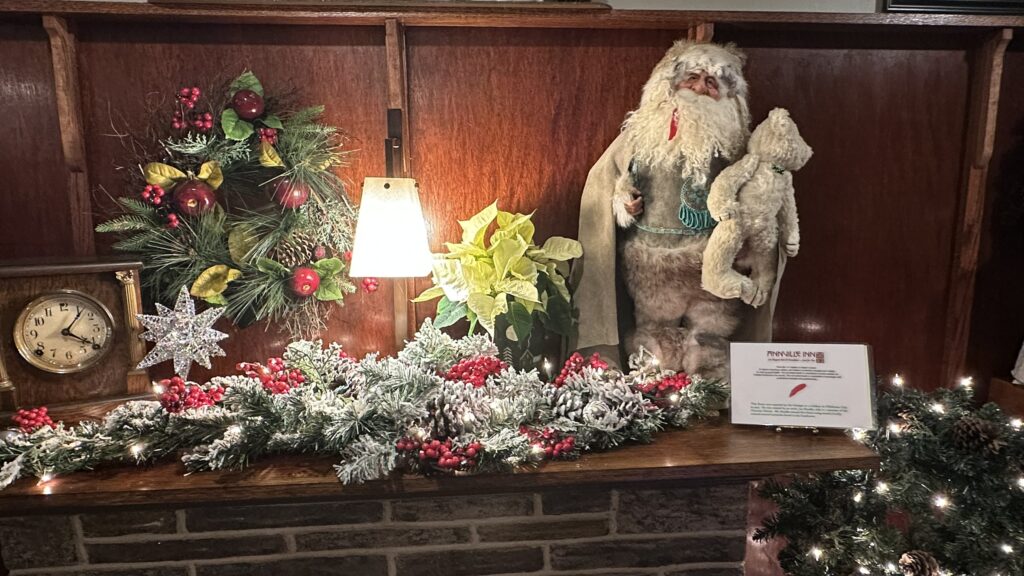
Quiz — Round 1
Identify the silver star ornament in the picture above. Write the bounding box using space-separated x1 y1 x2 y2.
136 286 228 380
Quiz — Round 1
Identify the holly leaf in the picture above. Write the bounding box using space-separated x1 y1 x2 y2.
221 108 254 141
197 161 224 190
312 257 343 277
507 300 533 342
143 162 186 189
314 277 344 301
259 141 285 168
433 296 468 329
256 257 290 278
262 115 284 130
229 71 264 97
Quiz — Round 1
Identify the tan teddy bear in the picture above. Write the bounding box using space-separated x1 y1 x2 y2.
701 107 812 307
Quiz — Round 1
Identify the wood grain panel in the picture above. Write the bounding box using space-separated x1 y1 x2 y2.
968 40 1024 389
0 21 73 259
76 23 396 374
715 27 971 389
406 27 687 329
0 420 877 515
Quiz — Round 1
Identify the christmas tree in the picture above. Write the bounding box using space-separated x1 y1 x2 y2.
756 377 1024 576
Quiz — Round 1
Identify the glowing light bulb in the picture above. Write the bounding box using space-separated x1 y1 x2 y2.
930 403 945 414
1011 418 1022 430
851 428 867 441
892 374 904 387
810 547 823 561
959 376 973 388
1000 543 1013 554
669 393 680 403
652 357 660 367
129 443 146 457
885 562 897 572
888 422 902 435
152 383 164 394
933 494 949 509
853 491 863 503
1016 477 1024 489
875 481 889 495
858 566 870 575
39 473 53 484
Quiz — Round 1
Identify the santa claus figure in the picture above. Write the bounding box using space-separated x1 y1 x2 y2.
574 40 777 379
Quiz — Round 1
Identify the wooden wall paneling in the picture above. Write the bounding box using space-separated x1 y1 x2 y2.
941 28 1013 387
714 27 972 388
42 15 94 257
0 19 73 259
75 22 395 377
968 39 1024 391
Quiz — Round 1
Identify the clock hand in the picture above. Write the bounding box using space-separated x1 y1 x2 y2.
61 329 98 348
65 308 84 332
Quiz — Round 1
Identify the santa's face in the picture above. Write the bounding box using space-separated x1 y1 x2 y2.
674 70 722 101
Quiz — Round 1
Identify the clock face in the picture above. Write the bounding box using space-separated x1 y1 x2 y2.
13 290 116 374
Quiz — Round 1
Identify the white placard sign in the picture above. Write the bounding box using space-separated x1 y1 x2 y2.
729 343 876 429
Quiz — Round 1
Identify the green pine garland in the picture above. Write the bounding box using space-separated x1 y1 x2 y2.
756 381 1024 576
0 320 727 490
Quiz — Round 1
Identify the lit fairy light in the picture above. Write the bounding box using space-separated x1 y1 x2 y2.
1016 477 1024 489
885 562 897 572
851 428 867 441
1000 543 1014 554
38 472 53 484
875 481 890 495
530 444 545 456
933 494 950 509
668 393 680 403
858 566 870 575
810 547 824 561
931 403 946 414
853 491 864 503
958 376 973 388
129 443 146 458
887 422 902 435
1011 418 1022 430
651 356 660 367
891 374 904 387
543 357 553 373
152 382 164 394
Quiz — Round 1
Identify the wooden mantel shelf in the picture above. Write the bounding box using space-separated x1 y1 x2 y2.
0 420 877 516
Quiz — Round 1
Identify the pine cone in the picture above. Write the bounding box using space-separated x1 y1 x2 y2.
271 231 318 268
952 416 1005 455
550 388 585 420
899 550 940 576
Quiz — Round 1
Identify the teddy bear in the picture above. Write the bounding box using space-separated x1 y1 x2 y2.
701 107 812 307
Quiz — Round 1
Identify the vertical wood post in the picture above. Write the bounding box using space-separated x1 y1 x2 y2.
385 19 418 350
942 28 1013 386
42 15 95 257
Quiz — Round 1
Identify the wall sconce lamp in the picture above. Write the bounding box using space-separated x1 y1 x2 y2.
348 109 432 350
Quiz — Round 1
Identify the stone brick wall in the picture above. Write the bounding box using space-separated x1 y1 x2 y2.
0 483 749 576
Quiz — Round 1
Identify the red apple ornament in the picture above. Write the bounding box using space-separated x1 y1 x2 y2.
174 180 216 216
231 89 264 120
271 178 311 209
291 267 321 298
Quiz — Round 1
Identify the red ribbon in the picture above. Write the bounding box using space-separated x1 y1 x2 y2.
668 108 679 141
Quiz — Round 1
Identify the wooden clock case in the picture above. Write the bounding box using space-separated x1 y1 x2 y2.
0 257 151 419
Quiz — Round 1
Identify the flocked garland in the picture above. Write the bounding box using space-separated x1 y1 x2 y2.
96 71 361 338
0 320 727 490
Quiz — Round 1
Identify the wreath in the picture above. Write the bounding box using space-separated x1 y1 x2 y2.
96 71 359 337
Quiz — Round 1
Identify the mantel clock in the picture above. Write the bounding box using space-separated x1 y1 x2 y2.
0 258 150 415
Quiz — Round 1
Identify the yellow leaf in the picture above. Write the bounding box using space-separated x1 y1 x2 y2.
259 141 285 169
227 225 258 264
458 201 498 248
197 161 224 190
190 265 242 299
143 162 186 189
494 278 539 303
412 285 445 303
491 237 528 281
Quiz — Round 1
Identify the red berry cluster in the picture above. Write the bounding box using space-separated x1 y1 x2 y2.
314 245 327 260
165 213 180 229
634 373 691 401
141 184 166 206
553 352 609 387
397 437 482 471
12 406 55 433
258 127 278 144
361 278 380 293
191 112 215 133
342 250 353 262
177 86 201 109
236 358 306 394
443 356 509 388
158 376 225 414
520 426 576 459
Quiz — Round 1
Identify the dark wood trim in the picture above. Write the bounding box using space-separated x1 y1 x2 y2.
0 420 877 515
0 257 142 279
3 1 1024 27
1 393 153 426
42 15 95 257
988 377 1024 416
942 27 1013 386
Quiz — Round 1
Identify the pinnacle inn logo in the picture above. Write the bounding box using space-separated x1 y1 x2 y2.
766 350 826 364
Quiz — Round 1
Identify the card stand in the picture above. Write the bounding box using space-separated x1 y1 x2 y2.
772 425 820 435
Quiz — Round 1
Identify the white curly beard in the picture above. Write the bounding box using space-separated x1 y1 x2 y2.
622 89 749 186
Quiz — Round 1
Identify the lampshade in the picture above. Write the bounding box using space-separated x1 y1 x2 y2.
349 177 433 278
